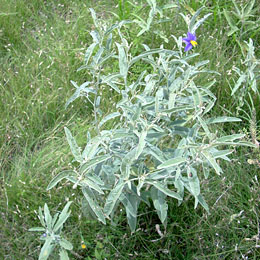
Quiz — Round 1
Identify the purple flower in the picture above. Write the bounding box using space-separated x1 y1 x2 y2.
183 32 198 52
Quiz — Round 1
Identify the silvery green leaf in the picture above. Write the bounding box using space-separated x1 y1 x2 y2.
52 213 59 228
161 105 194 114
93 47 104 65
39 236 53 260
206 116 241 124
211 149 233 161
29 227 46 232
146 181 182 200
80 155 111 174
231 0 241 16
197 116 211 139
87 174 104 186
65 81 94 109
135 130 147 160
99 51 116 66
101 73 121 93
53 202 72 233
80 178 104 194
84 42 97 65
174 178 184 200
146 169 168 180
59 239 73 250
38 206 46 227
59 249 69 260
201 150 222 175
245 0 255 15
89 8 99 29
191 13 212 34
47 170 77 190
189 7 204 32
146 144 166 163
126 210 137 233
122 191 139 232
130 70 146 93
215 134 245 143
137 177 145 196
188 168 200 197
90 30 100 44
121 148 137 179
64 127 82 163
151 186 168 224
82 188 106 224
162 3 178 9
44 204 52 231
231 74 247 96
106 32 113 50
82 136 101 160
157 157 186 169
132 104 141 121
224 9 236 28
120 193 137 217
104 181 125 216
99 112 120 129
116 43 128 79
202 162 210 179
197 194 209 213
129 49 164 67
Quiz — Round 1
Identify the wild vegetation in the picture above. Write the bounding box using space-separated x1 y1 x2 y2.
0 0 260 259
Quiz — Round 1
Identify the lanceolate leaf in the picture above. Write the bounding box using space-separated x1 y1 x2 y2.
104 181 125 216
39 236 53 260
146 181 182 200
151 186 168 224
44 204 52 231
80 178 104 194
215 134 244 143
157 157 186 169
28 227 46 232
98 112 120 129
135 130 147 160
201 150 222 175
116 43 128 79
59 239 73 250
80 155 111 174
82 188 106 224
47 170 77 190
59 249 70 260
129 49 164 67
53 202 72 233
206 116 241 124
188 168 200 197
231 74 247 96
64 127 82 163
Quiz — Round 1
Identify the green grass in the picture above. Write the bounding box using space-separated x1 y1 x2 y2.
1 0 260 259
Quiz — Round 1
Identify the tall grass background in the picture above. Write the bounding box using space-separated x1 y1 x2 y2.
0 0 259 259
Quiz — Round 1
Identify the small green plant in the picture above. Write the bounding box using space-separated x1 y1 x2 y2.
45 7 253 236
230 38 260 113
29 202 73 260
131 0 178 42
223 0 260 56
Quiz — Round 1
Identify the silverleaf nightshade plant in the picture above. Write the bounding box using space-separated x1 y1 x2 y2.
32 7 254 248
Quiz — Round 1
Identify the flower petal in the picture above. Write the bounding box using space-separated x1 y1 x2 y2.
182 38 190 43
187 32 196 41
184 43 193 52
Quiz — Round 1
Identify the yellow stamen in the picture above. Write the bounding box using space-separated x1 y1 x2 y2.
190 40 197 47
81 244 86 249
